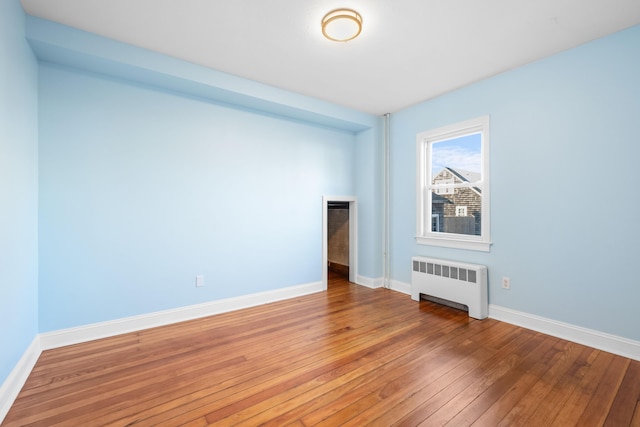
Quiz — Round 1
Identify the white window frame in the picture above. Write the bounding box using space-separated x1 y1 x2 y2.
431 214 440 232
416 116 491 252
455 206 468 217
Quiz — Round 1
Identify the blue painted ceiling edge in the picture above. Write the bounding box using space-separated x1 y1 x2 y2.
25 15 377 133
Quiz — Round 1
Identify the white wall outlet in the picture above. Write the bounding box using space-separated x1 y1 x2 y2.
502 276 511 290
196 275 204 287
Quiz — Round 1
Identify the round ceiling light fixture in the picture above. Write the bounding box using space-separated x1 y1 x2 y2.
321 9 362 42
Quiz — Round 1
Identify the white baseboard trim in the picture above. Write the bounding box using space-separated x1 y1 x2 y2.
355 277 411 295
490 305 640 361
356 275 383 289
389 279 411 295
0 336 42 424
40 281 323 350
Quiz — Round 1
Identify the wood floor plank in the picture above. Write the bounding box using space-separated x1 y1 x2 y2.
550 350 616 426
519 345 600 426
370 343 498 427
442 333 558 426
468 336 562 426
13 288 384 422
43 292 410 426
120 290 431 425
213 313 467 426
495 340 590 426
574 355 629 427
298 322 497 427
631 401 640 427
2 274 637 427
604 360 640 427
201 325 423 422
385 326 533 426
441 337 554 425
412 330 545 426
316 322 517 427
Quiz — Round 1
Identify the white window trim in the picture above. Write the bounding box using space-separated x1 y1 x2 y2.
415 116 492 252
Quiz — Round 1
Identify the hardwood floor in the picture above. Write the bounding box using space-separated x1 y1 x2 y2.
4 273 640 426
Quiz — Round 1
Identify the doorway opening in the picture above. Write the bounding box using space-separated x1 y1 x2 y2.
328 201 350 280
322 196 357 290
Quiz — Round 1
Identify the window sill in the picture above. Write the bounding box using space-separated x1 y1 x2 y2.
415 235 492 252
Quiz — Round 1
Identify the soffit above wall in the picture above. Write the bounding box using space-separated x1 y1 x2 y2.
25 16 378 133
21 0 640 115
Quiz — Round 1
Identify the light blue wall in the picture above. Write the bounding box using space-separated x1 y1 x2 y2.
390 25 640 341
0 0 39 384
355 122 384 280
38 64 360 332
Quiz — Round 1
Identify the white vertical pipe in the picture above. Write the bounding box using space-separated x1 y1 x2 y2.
383 113 391 289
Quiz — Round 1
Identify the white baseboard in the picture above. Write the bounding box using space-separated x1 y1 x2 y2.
489 305 640 361
355 277 411 295
389 279 411 295
0 336 41 424
40 281 323 350
356 275 383 289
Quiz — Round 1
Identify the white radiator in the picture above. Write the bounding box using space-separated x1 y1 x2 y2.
411 256 488 319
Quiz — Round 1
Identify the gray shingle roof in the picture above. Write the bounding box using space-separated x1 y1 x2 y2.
446 168 480 183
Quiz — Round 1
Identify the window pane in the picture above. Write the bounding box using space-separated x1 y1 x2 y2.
431 133 482 182
431 190 481 236
416 116 490 250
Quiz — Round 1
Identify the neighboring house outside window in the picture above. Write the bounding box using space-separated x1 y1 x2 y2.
432 168 480 235
416 116 491 252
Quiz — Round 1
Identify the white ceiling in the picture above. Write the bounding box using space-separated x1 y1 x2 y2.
20 0 640 116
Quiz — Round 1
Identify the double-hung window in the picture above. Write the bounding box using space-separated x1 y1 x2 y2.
416 116 491 251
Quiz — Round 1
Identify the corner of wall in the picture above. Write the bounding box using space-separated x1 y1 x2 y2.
0 336 41 424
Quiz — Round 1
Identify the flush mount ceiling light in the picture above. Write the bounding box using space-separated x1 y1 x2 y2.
321 9 362 42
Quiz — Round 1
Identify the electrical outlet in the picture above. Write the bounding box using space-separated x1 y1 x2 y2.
502 276 511 290
196 275 204 287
